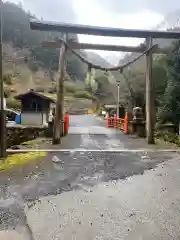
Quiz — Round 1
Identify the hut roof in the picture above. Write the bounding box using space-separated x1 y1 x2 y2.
15 90 56 103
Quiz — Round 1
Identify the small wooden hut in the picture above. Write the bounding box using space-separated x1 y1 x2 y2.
15 90 55 125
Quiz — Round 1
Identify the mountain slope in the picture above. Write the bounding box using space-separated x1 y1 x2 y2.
85 51 112 68
156 9 180 30
1 1 89 84
85 51 121 83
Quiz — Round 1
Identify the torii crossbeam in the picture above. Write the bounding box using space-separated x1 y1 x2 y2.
30 20 180 39
41 41 171 54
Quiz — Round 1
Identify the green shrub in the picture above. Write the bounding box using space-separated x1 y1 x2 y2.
3 74 13 85
4 88 11 98
6 98 21 110
65 85 76 94
73 90 93 99
155 129 180 146
110 109 116 117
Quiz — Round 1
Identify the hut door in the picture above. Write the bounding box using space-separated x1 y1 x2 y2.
31 100 38 112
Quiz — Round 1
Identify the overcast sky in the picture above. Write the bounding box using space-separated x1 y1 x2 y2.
94 0 180 15
7 0 180 63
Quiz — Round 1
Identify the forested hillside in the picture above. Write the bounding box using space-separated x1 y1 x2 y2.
2 1 87 82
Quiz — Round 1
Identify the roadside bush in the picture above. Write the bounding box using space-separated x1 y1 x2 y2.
3 73 13 85
4 88 11 98
155 129 180 145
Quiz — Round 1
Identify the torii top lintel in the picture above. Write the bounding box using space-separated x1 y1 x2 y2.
30 20 180 39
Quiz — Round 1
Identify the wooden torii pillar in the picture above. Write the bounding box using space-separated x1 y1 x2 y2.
52 34 70 144
52 36 66 144
146 37 154 144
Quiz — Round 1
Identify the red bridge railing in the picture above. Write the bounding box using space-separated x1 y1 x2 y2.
64 112 70 135
106 113 128 134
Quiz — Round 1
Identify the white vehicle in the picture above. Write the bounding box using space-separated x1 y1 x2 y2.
101 110 106 116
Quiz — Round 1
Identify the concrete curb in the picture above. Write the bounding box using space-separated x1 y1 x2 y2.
6 148 180 153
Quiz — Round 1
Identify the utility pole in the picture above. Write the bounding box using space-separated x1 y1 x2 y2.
52 34 67 144
60 33 68 136
116 81 120 118
145 37 155 144
0 0 6 158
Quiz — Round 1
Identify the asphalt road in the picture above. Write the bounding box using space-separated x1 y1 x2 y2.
59 115 164 150
0 115 180 239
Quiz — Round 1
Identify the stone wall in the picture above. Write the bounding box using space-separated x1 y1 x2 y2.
7 125 47 148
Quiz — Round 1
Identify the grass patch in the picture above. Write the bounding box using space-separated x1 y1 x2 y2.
21 138 52 149
22 140 34 145
21 139 40 149
40 92 75 102
155 138 178 149
0 152 47 172
73 90 93 99
65 85 76 94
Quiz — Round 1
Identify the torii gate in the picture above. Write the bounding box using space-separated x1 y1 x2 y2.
30 20 180 145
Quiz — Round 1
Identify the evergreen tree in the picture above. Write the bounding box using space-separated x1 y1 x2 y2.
158 40 180 123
